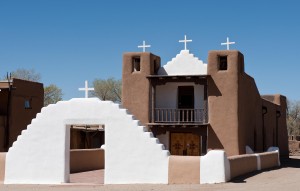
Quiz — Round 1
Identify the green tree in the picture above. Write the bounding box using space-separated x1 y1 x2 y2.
92 78 121 103
44 84 63 106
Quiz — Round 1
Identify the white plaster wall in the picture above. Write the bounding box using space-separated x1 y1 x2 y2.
5 98 169 184
156 82 204 109
158 50 207 76
156 131 170 150
200 150 230 184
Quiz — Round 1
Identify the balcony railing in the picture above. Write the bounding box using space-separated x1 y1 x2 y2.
154 108 208 123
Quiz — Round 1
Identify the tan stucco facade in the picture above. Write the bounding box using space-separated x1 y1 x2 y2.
168 156 200 184
0 152 5 183
122 52 160 126
122 50 288 157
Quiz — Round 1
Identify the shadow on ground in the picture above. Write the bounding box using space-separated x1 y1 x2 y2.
281 156 300 168
230 156 300 183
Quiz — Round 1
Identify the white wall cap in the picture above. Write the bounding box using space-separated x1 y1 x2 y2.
200 150 230 184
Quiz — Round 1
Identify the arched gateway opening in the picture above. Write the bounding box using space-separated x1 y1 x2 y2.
4 98 169 184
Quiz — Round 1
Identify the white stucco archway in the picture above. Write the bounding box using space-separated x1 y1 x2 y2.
4 98 169 184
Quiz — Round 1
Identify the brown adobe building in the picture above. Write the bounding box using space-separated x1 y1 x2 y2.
0 78 44 152
122 50 289 157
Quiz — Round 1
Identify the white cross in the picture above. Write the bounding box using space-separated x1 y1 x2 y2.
221 37 235 50
78 80 94 98
138 40 151 52
179 35 192 50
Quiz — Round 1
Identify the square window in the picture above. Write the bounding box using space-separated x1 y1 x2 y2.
25 99 32 109
132 57 141 72
219 56 228 70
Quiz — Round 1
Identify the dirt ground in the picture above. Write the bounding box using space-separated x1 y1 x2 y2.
1 156 299 191
289 140 300 155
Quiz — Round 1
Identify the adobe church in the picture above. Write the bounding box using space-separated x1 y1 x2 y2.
122 36 289 157
2 36 287 184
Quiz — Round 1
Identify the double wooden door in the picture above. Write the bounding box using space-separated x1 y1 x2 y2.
170 133 200 156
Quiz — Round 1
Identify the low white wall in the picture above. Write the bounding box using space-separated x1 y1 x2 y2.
228 147 280 180
5 98 169 184
200 150 230 184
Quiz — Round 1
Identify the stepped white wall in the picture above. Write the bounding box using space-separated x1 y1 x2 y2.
158 50 207 76
4 98 169 184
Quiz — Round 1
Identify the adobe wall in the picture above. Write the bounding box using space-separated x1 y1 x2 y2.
168 149 280 184
122 52 160 125
0 153 5 183
207 50 242 156
261 99 276 150
0 117 5 152
168 156 200 184
238 73 263 153
273 95 289 156
261 95 289 156
260 152 279 169
0 89 9 152
70 149 104 173
228 150 280 180
208 50 288 156
9 79 44 149
229 154 257 179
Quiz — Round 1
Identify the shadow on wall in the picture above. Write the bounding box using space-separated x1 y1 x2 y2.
70 149 105 173
208 125 224 150
207 78 222 97
157 67 167 75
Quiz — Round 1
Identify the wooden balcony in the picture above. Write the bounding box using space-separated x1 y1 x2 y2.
154 108 208 124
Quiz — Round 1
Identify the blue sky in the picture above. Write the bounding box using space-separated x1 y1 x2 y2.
0 1 299 100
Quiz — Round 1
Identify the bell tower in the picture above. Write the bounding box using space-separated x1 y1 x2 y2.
122 52 160 125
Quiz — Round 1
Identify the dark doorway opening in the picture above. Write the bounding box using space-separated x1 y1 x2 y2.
178 86 194 122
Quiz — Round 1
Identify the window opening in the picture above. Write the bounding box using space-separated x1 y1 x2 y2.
219 56 228 70
24 99 32 109
132 57 141 72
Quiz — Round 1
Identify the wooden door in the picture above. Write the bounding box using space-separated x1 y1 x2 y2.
170 133 200 156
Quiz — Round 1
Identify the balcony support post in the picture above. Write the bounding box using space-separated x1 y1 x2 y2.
151 83 156 123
